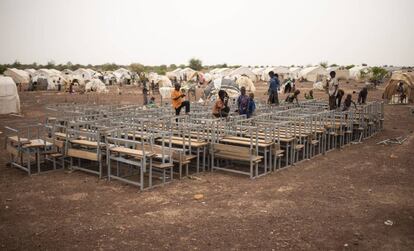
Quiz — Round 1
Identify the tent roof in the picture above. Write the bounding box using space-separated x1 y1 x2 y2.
383 71 414 102
230 66 255 77
299 66 328 77
0 76 18 96
3 68 30 83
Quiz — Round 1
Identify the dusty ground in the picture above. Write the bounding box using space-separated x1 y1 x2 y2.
1 81 414 250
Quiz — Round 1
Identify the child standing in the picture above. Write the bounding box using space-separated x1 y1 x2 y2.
247 93 256 118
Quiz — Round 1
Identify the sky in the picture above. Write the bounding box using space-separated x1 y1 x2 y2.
0 0 413 66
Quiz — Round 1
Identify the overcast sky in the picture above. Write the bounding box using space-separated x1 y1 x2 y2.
0 0 413 66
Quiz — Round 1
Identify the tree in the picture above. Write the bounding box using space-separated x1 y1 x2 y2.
188 58 203 71
0 65 7 74
12 60 21 68
46 60 55 69
369 67 388 84
345 64 355 70
169 64 177 70
330 63 338 67
101 63 118 71
319 61 328 68
129 63 145 74
179 64 186 68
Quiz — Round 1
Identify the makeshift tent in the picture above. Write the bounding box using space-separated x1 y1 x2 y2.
158 76 172 87
73 68 96 80
178 68 196 81
349 66 371 82
24 69 36 76
251 68 265 81
167 68 183 80
34 69 67 90
85 79 108 93
213 68 232 78
113 68 131 80
326 67 350 80
203 78 240 100
230 67 256 81
299 66 328 82
289 67 302 79
236 76 256 93
0 76 20 114
262 67 290 81
166 71 180 81
3 68 30 84
383 71 414 103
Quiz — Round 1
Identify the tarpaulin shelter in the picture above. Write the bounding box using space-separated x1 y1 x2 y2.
0 76 20 114
383 71 414 103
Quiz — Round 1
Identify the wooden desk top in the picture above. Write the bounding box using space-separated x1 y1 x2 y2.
8 136 30 144
220 137 273 148
156 138 208 148
110 146 153 158
22 139 53 148
70 139 103 147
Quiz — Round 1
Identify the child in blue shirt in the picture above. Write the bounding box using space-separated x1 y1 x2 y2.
247 93 256 118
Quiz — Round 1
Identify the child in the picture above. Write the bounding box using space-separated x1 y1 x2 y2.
336 89 345 108
236 87 249 116
342 94 357 111
247 93 256 118
147 97 157 108
304 90 314 100
285 89 300 105
212 90 229 118
358 87 368 105
171 83 190 115
142 83 149 105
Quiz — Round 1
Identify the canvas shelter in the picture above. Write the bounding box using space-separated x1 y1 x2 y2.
229 66 256 81
3 68 30 84
349 66 371 82
299 66 328 82
0 76 20 114
262 67 290 82
326 67 350 80
383 71 414 103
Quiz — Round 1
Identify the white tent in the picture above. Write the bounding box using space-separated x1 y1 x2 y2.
236 76 256 93
349 66 371 82
34 69 67 90
251 68 265 81
230 66 256 81
326 67 350 80
3 68 30 84
179 68 196 80
0 76 20 114
73 68 96 80
24 69 36 76
299 66 328 82
85 79 108 93
172 68 183 73
289 67 302 79
113 68 131 79
262 66 290 81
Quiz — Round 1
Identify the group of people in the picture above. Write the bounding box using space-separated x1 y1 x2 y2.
211 86 256 118
164 70 369 118
327 71 368 111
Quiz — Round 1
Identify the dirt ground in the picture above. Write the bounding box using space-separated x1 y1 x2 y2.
1 81 414 250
